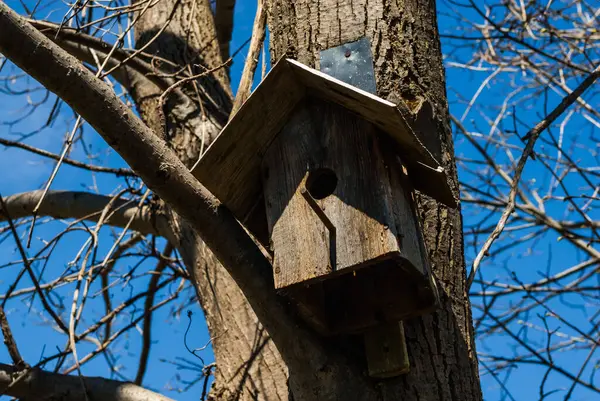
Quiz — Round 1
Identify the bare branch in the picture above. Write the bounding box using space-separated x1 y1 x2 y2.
0 194 69 334
0 2 327 368
28 19 175 91
0 137 136 176
230 0 266 116
0 306 26 369
468 64 600 288
1 191 164 237
135 242 174 385
0 363 175 401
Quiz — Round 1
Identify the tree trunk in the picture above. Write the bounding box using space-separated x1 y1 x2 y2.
265 0 482 399
128 1 288 400
129 0 482 400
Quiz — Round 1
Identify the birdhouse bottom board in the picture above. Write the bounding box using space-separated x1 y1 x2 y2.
260 97 439 335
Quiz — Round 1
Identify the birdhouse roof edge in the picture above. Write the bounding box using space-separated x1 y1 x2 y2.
191 58 457 238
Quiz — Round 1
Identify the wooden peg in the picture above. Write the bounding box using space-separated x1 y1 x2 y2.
364 321 409 378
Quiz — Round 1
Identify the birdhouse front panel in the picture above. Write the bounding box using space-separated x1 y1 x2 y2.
262 97 427 291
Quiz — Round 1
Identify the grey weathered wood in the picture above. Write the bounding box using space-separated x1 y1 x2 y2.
364 322 410 378
191 58 455 247
261 98 438 333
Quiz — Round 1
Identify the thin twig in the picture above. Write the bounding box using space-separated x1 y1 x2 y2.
134 242 173 385
0 305 27 369
27 115 83 247
101 0 183 79
230 0 266 116
0 194 69 333
0 137 136 176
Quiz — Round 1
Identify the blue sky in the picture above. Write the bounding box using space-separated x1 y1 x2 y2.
1 0 598 400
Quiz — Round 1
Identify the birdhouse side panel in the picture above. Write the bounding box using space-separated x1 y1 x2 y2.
270 195 334 288
381 139 429 277
191 60 306 246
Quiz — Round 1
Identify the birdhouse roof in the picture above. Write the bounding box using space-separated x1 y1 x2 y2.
192 59 456 242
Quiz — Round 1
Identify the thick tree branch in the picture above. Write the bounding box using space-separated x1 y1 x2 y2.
0 363 174 401
1 191 164 237
0 2 330 373
28 19 175 91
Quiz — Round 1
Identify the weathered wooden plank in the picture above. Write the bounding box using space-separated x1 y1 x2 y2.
323 257 435 333
284 284 330 335
191 59 305 234
287 59 456 208
409 162 456 207
380 136 429 276
262 99 444 333
282 255 438 335
261 98 440 333
262 104 334 286
316 101 401 272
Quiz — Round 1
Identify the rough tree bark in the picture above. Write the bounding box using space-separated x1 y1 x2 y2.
264 0 483 399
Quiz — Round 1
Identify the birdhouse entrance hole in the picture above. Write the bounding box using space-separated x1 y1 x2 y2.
305 168 338 199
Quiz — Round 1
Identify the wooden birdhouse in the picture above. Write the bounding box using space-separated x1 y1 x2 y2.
192 45 456 338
